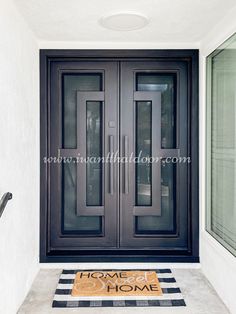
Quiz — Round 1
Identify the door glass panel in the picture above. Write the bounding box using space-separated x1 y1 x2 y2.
135 161 176 234
86 101 103 206
63 162 102 234
62 74 102 148
135 101 152 206
136 73 176 148
62 73 102 234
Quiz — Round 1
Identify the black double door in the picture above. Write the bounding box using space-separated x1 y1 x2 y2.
48 59 190 256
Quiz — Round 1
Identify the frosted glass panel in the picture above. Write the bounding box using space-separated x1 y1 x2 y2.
86 101 103 206
206 33 236 256
135 101 152 206
62 74 102 148
63 162 102 233
136 74 176 148
62 73 102 234
136 162 175 234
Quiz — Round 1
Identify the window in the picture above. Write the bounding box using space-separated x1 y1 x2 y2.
206 33 236 256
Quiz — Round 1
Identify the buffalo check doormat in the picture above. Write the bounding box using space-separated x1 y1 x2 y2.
52 269 186 308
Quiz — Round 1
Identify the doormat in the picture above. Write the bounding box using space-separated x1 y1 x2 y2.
52 269 186 308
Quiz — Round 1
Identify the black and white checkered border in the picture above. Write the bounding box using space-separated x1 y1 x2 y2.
52 269 186 308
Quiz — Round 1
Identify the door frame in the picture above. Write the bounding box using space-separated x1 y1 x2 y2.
40 49 199 263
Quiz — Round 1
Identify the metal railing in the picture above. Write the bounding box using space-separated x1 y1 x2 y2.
0 192 12 218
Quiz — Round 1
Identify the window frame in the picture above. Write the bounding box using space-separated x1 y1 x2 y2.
206 33 236 257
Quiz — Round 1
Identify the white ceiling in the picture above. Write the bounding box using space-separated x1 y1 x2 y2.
14 0 236 43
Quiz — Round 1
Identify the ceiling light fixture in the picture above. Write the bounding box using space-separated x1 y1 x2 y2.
99 12 149 31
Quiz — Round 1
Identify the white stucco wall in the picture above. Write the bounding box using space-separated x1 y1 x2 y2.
199 6 236 314
0 1 39 313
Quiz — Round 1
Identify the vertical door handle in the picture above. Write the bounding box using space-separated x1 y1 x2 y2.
109 135 114 195
124 135 129 194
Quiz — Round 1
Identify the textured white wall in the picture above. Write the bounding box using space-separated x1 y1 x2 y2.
199 6 236 314
0 1 39 313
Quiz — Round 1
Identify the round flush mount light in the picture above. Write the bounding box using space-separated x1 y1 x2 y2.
99 13 149 31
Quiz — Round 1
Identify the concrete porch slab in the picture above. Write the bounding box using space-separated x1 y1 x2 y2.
18 269 229 314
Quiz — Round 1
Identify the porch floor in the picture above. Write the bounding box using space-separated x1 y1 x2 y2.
18 268 229 314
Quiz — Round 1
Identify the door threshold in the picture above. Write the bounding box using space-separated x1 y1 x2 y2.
40 254 199 263
40 261 201 269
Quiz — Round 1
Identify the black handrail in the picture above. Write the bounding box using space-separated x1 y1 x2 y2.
0 192 12 218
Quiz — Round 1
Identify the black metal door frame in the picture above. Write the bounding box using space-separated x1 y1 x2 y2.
40 49 199 263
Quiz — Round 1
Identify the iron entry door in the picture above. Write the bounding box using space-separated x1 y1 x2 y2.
120 62 189 250
45 58 192 255
49 61 119 250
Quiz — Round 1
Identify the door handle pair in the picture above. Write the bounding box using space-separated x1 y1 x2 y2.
109 135 114 195
108 135 129 195
124 135 129 195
